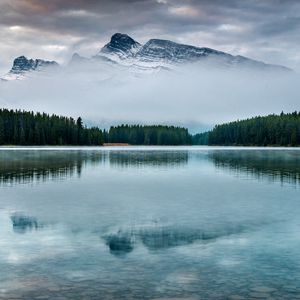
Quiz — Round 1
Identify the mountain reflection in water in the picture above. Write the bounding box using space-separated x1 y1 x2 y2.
10 213 41 234
1 148 300 299
103 221 265 256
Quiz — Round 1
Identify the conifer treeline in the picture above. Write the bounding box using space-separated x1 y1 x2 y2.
4 109 299 147
192 132 209 145
0 109 103 145
199 112 300 146
0 109 192 146
107 125 191 145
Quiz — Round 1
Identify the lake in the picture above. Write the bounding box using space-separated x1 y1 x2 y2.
0 146 300 300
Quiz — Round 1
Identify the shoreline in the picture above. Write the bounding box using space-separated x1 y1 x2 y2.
0 145 300 151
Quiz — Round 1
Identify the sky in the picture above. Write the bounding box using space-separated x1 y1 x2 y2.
1 0 300 74
0 0 300 131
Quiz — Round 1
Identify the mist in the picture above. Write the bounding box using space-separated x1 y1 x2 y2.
0 64 299 133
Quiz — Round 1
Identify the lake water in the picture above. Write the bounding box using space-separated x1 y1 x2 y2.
0 146 300 300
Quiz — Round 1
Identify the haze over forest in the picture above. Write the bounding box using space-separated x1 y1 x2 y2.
0 64 299 133
0 0 300 132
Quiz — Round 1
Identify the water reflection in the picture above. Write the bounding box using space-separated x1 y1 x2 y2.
0 150 106 185
10 213 41 234
105 231 135 256
2 148 300 187
1 148 300 299
1 148 300 187
211 150 300 185
109 150 188 168
103 221 263 256
0 149 188 185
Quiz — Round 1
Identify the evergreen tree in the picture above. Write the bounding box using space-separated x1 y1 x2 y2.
0 109 103 146
0 116 4 145
196 112 300 146
107 125 191 145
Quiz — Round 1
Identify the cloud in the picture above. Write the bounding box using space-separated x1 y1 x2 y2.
168 6 201 18
0 0 300 74
0 63 299 132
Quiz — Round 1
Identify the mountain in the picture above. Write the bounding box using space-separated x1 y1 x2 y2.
136 39 226 63
100 33 142 61
0 33 293 81
11 56 58 73
2 55 59 80
69 53 90 65
96 33 292 72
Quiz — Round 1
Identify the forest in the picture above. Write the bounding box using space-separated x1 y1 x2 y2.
0 109 191 146
107 125 191 145
192 132 209 145
0 109 103 145
2 109 299 146
201 112 300 146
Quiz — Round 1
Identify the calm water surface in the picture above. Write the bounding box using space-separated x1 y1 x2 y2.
0 146 300 300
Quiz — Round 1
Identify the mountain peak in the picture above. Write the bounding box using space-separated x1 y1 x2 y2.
70 52 86 62
1 34 292 82
72 53 81 59
11 56 35 73
0 55 59 80
110 33 137 45
100 33 141 59
10 55 58 74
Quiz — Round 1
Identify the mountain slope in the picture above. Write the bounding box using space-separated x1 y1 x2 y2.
100 33 142 60
96 33 292 72
2 56 59 80
1 33 293 81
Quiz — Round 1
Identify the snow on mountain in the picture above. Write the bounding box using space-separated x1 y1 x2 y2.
1 56 59 81
0 33 292 81
136 39 225 63
96 33 292 73
99 33 142 61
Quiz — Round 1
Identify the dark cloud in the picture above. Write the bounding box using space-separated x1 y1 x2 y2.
1 0 300 73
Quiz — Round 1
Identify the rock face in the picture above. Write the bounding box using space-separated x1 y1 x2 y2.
10 56 58 74
1 55 59 80
136 39 226 63
100 33 142 59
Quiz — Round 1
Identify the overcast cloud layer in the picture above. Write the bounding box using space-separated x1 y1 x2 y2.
1 0 300 73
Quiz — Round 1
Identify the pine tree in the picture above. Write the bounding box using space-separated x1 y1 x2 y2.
0 116 4 145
